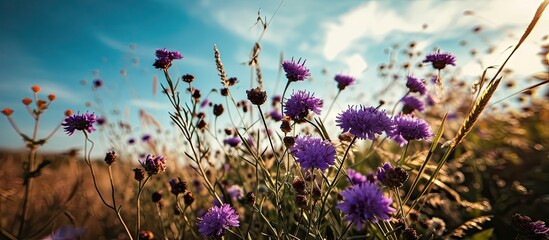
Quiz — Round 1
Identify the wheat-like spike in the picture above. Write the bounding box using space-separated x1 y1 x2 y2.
213 44 228 86
452 77 502 147
450 215 493 237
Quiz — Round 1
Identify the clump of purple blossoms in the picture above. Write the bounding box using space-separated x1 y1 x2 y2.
269 110 283 121
401 96 425 114
406 75 427 95
140 154 167 176
423 51 456 70
336 105 394 140
390 115 432 146
284 90 323 120
512 213 549 239
223 136 241 147
62 112 97 136
282 59 311 82
336 182 395 230
290 135 336 172
346 169 367 185
197 204 240 237
153 48 183 69
227 185 243 200
334 74 356 91
377 162 409 188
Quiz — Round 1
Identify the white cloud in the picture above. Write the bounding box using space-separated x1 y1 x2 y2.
343 54 368 78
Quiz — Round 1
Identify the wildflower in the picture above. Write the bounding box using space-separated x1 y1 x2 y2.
142 134 151 142
290 135 336 172
140 154 166 176
220 88 229 96
336 182 395 230
391 115 432 146
196 119 207 131
423 51 456 70
283 136 295 148
104 151 117 165
1 108 14 116
312 186 322 201
213 104 224 116
511 213 549 239
227 185 243 200
48 94 56 101
182 74 195 83
282 59 310 82
272 95 282 106
402 228 420 240
346 169 367 185
284 90 323 120
31 85 40 93
183 192 195 205
245 191 256 206
401 96 425 114
169 177 187 196
200 98 209 108
295 194 308 209
64 110 73 116
197 204 240 237
22 98 32 105
269 110 282 121
43 226 85 240
62 112 97 136
336 105 394 140
223 136 241 147
133 168 146 181
153 48 183 69
377 162 409 188
151 190 163 203
406 75 427 95
246 87 267 106
335 74 356 91
227 77 238 86
280 116 292 133
292 177 308 194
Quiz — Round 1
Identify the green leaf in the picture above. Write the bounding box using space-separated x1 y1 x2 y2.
464 228 494 240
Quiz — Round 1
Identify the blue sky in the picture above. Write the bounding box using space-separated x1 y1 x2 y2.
1 0 548 156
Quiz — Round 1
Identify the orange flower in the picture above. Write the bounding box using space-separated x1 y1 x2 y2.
37 100 47 109
48 94 56 101
65 109 73 116
31 86 41 93
2 108 14 116
22 98 32 105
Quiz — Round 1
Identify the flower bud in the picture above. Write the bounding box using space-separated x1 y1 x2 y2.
22 98 32 105
31 85 40 93
2 108 14 116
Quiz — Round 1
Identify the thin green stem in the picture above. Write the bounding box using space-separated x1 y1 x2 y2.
323 90 341 122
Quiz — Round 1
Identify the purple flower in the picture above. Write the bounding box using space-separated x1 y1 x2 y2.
390 115 432 146
200 98 210 108
512 213 549 239
227 185 243 200
335 74 356 90
62 112 97 136
405 75 427 95
347 169 367 185
197 204 240 237
169 177 187 196
43 226 85 240
423 51 456 70
401 96 425 114
269 110 283 121
336 105 394 140
96 117 106 126
336 182 395 230
284 90 323 120
153 48 183 69
290 135 336 171
376 162 409 188
139 154 166 175
142 134 152 142
282 59 311 82
223 136 241 147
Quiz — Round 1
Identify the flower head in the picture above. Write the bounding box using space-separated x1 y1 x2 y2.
512 213 549 239
423 51 456 70
290 135 336 171
169 177 187 196
197 204 240 237
336 105 394 140
224 136 241 147
401 96 425 114
282 59 311 82
2 108 14 116
62 112 97 136
227 185 243 200
346 169 367 185
246 87 267 106
335 74 356 91
153 48 183 69
139 154 166 176
376 162 409 188
390 115 432 146
337 182 395 230
284 90 323 120
269 110 283 121
406 75 427 95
